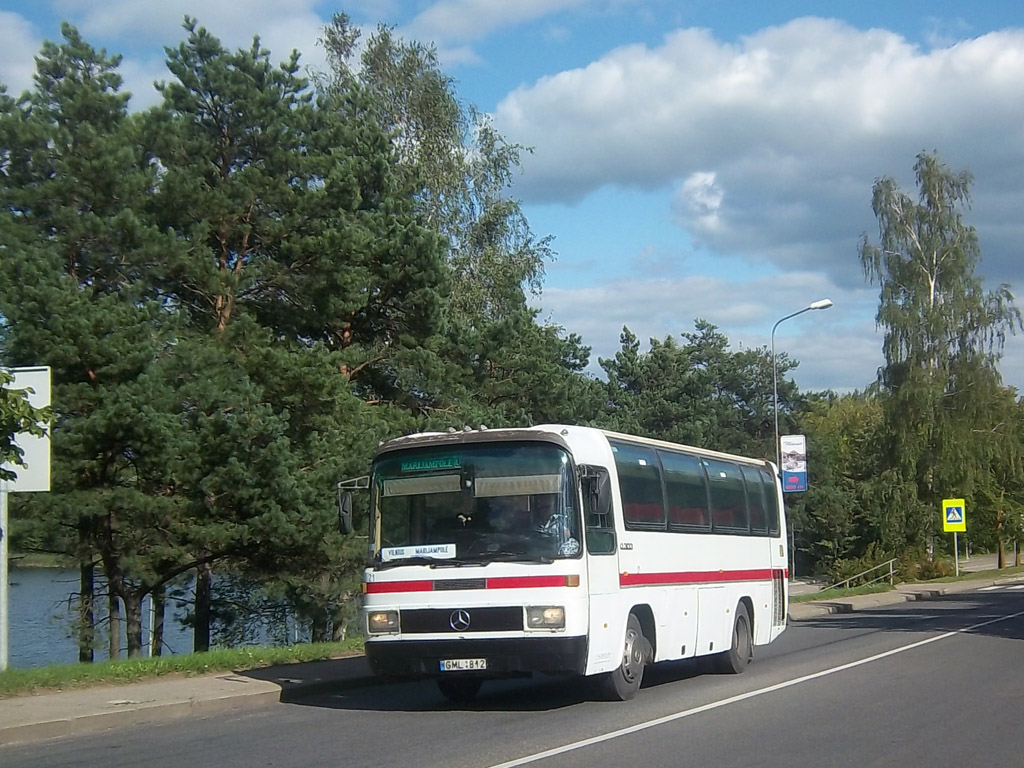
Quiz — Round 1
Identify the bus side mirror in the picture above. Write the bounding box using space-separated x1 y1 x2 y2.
580 466 612 523
338 490 354 534
336 475 368 534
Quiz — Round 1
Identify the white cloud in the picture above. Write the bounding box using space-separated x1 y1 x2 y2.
405 0 596 43
676 171 723 232
53 0 316 46
0 12 42 96
40 1 331 110
535 268 881 392
494 18 1024 286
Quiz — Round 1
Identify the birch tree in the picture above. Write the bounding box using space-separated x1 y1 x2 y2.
859 151 1021 552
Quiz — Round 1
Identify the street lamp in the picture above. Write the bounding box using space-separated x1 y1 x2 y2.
771 298 833 469
771 298 832 581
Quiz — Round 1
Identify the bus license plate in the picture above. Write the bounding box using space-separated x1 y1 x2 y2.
440 658 487 672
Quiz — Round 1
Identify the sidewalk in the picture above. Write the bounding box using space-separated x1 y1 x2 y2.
0 655 377 747
2 569 1023 748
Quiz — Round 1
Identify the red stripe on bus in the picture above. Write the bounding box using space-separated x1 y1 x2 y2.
364 575 569 593
619 568 779 587
365 580 434 594
486 576 567 589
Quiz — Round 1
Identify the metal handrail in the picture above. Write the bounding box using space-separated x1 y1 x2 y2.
818 558 899 594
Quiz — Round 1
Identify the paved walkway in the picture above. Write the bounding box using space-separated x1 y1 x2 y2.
0 656 377 747
2 568 1023 747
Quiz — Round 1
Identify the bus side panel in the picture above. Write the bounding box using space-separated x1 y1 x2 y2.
695 586 733 657
663 586 698 661
584 592 628 676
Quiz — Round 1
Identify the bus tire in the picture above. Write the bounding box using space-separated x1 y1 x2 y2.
437 677 483 703
600 613 647 701
713 603 753 674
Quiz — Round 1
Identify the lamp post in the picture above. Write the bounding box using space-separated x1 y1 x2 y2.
771 298 832 580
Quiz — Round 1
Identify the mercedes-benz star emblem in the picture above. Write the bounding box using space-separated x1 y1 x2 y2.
450 609 471 631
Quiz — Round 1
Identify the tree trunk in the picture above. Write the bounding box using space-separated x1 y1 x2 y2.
194 564 211 653
108 591 121 660
78 560 95 663
311 613 328 643
124 591 144 658
151 584 165 657
331 610 346 642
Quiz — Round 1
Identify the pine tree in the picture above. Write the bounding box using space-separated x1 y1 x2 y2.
0 23 179 658
599 321 780 455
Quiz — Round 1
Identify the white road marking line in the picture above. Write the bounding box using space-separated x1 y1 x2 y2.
485 607 1024 768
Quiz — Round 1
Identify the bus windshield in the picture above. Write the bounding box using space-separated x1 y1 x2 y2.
369 442 581 566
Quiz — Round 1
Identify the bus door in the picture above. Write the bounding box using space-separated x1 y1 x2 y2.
759 465 789 639
581 465 623 673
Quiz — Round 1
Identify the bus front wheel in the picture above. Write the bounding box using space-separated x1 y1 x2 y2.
713 603 753 674
600 613 648 701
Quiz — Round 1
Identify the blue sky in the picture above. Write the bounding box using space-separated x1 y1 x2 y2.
3 1 1024 394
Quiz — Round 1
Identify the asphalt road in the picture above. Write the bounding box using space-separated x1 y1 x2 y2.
4 585 1024 768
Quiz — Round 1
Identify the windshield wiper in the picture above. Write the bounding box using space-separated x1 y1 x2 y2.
374 556 483 570
481 550 554 564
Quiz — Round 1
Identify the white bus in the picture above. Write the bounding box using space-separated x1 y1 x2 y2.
339 424 788 702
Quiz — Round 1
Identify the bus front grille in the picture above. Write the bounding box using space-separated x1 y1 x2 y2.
401 607 522 633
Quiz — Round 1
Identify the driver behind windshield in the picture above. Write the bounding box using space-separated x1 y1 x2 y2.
487 497 530 533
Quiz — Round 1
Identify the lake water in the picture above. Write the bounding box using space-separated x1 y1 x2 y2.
7 567 213 669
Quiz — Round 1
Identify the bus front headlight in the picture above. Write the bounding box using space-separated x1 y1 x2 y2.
526 606 565 629
367 610 399 634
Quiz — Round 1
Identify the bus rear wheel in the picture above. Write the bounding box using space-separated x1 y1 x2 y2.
437 677 483 703
713 603 753 674
600 613 648 701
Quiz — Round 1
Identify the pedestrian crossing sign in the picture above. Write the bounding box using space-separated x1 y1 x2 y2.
942 498 966 532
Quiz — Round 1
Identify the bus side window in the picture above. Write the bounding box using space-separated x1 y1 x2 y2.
742 465 769 535
610 441 665 530
580 465 616 555
761 467 781 536
660 450 710 530
705 459 750 534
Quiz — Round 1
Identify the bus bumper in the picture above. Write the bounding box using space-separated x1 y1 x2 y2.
365 635 588 678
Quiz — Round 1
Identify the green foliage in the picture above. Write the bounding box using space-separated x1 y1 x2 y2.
897 550 956 581
820 542 895 586
788 392 883 573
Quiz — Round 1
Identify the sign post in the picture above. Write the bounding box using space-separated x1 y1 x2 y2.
1 366 51 670
942 498 967 577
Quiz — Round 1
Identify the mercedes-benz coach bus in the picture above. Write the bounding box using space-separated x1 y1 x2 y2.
338 424 788 702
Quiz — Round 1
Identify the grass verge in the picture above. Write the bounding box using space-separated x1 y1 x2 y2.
790 583 895 603
0 638 365 699
790 564 1024 603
